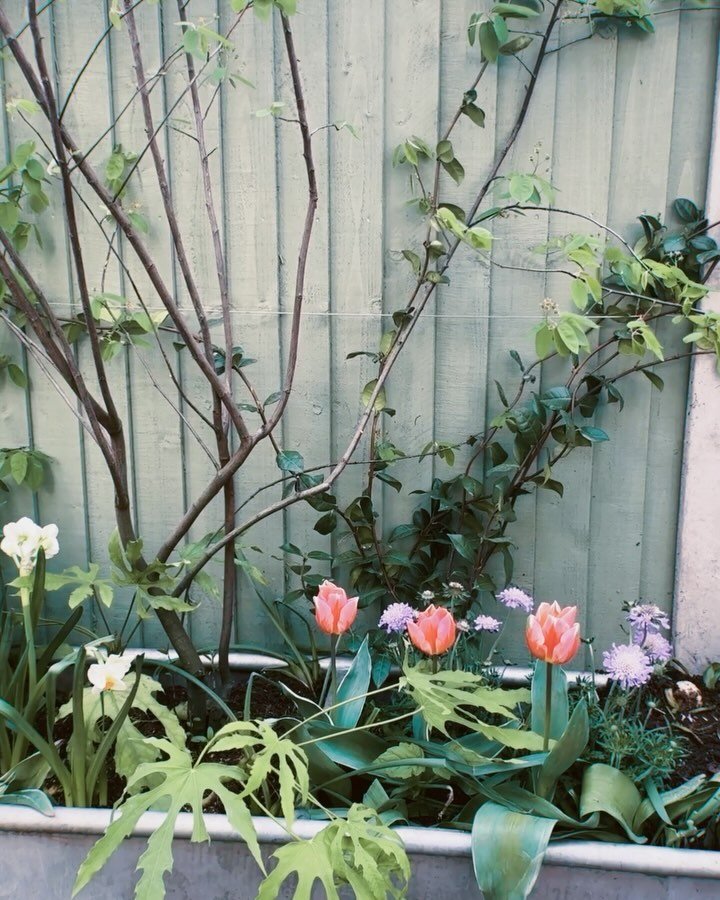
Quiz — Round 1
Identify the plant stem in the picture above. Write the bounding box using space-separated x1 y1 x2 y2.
320 633 339 707
20 587 37 696
544 661 553 752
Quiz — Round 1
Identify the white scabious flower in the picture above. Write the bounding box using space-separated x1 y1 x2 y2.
1 517 59 575
87 654 133 695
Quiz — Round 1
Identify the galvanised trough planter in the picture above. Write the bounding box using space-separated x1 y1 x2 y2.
1 650 716 898
1 804 719 899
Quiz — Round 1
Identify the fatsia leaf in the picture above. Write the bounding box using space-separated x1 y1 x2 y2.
73 738 263 900
371 742 426 779
209 720 309 825
472 802 556 900
400 664 543 750
258 804 409 900
59 675 186 784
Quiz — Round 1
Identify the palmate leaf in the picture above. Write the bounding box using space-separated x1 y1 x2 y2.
73 738 263 900
400 664 544 751
59 675 186 784
258 804 410 900
209 720 309 824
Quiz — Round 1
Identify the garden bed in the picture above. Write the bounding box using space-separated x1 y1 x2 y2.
1 805 719 900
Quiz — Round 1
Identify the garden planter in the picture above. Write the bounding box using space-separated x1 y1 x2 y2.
0 804 719 899
0 650 710 898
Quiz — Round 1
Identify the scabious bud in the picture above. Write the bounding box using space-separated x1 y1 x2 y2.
313 580 358 635
407 605 456 656
525 601 580 665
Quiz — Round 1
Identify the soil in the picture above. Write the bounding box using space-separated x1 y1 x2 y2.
646 665 720 786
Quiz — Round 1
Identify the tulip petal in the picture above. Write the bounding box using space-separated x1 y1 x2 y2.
553 622 580 664
337 597 359 633
407 620 433 656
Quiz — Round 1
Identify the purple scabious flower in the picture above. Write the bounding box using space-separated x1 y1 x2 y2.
603 643 653 689
496 586 534 613
378 603 416 634
642 632 673 664
626 604 670 639
474 614 502 633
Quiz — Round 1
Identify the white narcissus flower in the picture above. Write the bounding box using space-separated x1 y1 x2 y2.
0 517 59 574
37 523 59 560
87 654 133 695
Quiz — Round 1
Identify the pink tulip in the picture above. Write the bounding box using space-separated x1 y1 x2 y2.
313 580 358 635
407 605 456 656
526 601 581 665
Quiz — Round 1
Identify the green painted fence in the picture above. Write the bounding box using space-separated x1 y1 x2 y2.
0 1 718 660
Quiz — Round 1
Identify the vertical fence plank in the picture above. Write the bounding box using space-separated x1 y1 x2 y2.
381 0 441 538
534 27 617 658
586 18 680 654
486 21 559 660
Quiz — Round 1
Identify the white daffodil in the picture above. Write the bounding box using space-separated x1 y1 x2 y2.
0 517 55 575
87 654 133 695
37 523 59 560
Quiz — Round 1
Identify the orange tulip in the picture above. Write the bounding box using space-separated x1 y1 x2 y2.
313 580 358 635
407 605 456 656
525 601 580 665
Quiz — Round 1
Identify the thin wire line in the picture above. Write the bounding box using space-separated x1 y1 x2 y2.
27 304 657 321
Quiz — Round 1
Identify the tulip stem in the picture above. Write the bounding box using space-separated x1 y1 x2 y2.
543 661 553 752
320 634 339 708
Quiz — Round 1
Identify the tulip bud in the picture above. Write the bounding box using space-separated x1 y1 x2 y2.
313 580 358 635
407 604 456 656
525 601 580 665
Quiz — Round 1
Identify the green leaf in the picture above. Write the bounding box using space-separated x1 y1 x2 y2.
478 21 500 62
472 802 556 900
579 763 647 843
535 700 589 800
509 174 534 203
313 511 337 535
499 34 534 54
276 449 304 474
74 738 264 899
642 370 664 391
371 742 426 779
492 1 541 16
10 451 28 484
462 102 486 127
332 635 371 729
59 675 186 784
579 426 609 443
673 197 699 223
448 533 480 562
361 379 388 412
441 156 465 185
531 662 568 742
570 277 588 309
260 805 409 900
400 664 542 750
